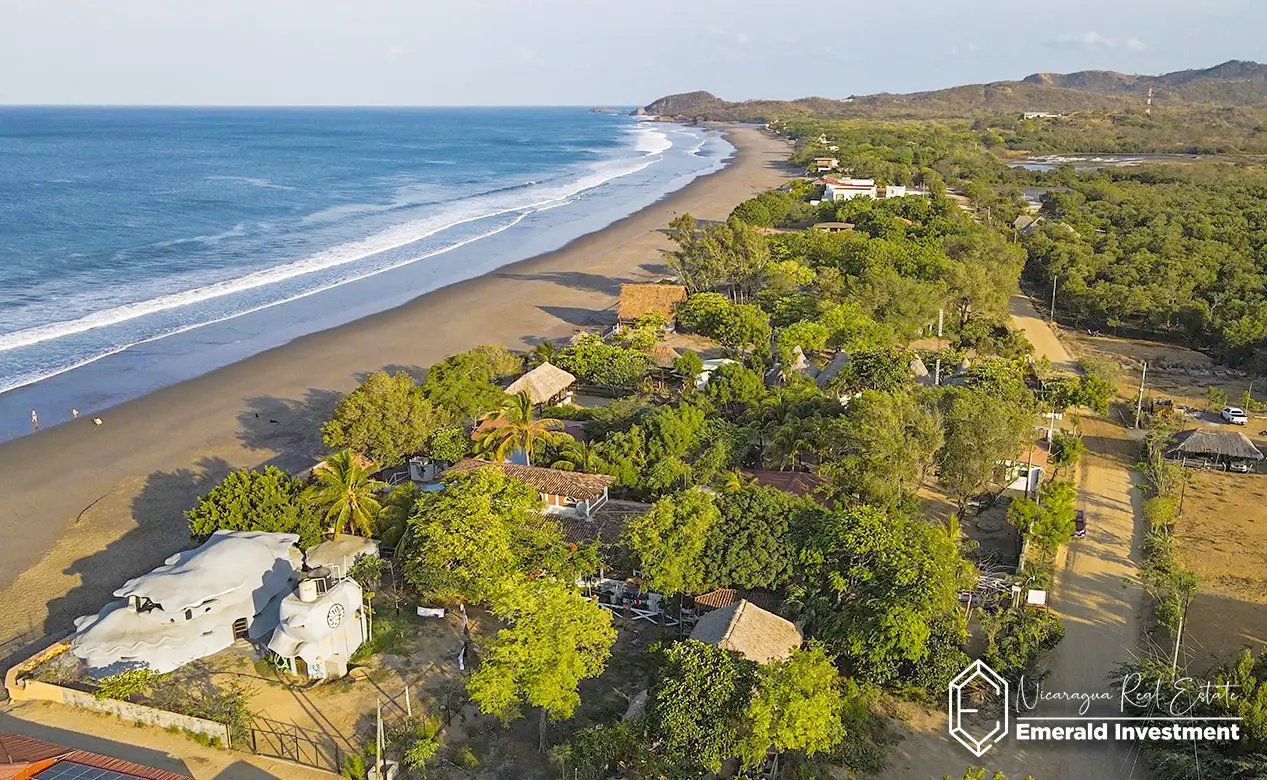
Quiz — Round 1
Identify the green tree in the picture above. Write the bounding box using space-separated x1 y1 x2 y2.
186 466 322 548
701 485 820 590
323 371 440 468
623 488 719 595
1034 481 1077 552
939 388 1034 514
822 390 943 508
1049 431 1085 470
1047 374 1113 414
672 350 704 387
791 506 968 686
422 345 523 422
703 362 766 410
468 579 616 753
305 449 387 538
738 644 849 769
474 392 564 465
550 439 602 473
841 347 913 393
403 467 542 604
645 640 757 774
425 425 470 464
1208 385 1229 411
554 334 650 387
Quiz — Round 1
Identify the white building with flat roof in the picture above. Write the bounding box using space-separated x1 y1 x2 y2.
822 177 877 201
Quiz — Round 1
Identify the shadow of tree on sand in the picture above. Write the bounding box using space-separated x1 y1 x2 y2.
42 457 232 635
237 389 344 473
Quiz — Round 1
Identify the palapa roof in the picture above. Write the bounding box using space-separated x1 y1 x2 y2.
617 283 687 323
689 599 803 664
505 362 576 405
0 732 193 780
448 458 615 500
1167 429 1264 461
911 356 935 386
649 343 682 369
811 221 855 231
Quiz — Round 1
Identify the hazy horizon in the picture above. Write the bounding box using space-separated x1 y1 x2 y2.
3 0 1266 106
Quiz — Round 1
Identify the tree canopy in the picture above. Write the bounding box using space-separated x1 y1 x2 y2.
186 466 322 548
322 370 439 467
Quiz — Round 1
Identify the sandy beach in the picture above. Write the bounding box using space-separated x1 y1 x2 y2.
0 125 793 651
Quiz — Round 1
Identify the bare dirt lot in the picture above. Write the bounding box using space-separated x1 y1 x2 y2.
1174 469 1267 671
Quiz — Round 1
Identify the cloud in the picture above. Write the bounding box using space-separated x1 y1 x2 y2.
949 41 979 56
1047 31 1147 51
385 45 406 60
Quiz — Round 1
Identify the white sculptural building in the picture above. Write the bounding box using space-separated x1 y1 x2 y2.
71 529 369 681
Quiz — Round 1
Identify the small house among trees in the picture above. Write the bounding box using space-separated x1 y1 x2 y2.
504 361 577 406
1165 429 1264 471
447 458 615 518
616 283 688 330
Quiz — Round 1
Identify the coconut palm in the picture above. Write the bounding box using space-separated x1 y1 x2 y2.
551 439 602 472
716 468 757 493
530 340 559 367
307 449 387 538
475 391 565 465
765 416 821 471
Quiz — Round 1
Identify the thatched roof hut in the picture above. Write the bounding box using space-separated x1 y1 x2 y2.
689 599 802 664
648 343 682 370
1166 429 1263 463
617 284 687 326
504 362 576 406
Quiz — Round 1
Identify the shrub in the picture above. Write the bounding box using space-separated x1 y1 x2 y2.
186 466 323 548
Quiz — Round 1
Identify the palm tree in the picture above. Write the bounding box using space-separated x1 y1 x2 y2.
530 340 559 367
475 392 564 465
551 439 602 472
308 449 387 538
716 468 757 493
766 416 820 471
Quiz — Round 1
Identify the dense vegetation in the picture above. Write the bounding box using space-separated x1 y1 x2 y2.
1023 164 1267 365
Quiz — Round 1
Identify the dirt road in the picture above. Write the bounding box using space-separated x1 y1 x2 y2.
881 296 1148 779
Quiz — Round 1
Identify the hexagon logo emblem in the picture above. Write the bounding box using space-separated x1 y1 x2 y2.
948 658 1009 757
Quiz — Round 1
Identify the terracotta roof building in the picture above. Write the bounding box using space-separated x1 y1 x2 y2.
0 732 192 780
689 599 803 664
741 469 830 503
504 362 577 406
616 284 688 328
447 458 615 518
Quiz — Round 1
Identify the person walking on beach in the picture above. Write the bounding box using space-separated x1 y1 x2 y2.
71 408 79 419
30 410 39 431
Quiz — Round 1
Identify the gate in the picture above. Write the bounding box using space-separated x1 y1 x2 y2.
244 716 345 773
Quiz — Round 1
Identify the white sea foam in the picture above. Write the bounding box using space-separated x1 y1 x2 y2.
0 142 663 359
632 125 672 155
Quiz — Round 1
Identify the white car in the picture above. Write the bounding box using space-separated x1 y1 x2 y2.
1221 406 1249 425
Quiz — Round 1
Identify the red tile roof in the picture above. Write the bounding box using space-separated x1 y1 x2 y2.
448 458 615 501
0 733 192 780
742 470 829 501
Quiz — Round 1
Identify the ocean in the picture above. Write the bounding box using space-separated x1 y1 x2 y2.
0 107 732 441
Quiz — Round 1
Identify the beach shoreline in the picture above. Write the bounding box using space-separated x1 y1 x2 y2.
0 124 794 645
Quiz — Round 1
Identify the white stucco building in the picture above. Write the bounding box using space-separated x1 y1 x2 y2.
71 531 302 675
822 177 877 201
267 574 367 681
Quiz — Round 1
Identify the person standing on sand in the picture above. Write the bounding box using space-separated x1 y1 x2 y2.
30 410 39 431
71 408 79 419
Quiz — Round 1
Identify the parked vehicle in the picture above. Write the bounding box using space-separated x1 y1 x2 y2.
1230 461 1255 473
1073 510 1087 539
1221 406 1249 425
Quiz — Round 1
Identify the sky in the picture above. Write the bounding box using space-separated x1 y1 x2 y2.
2 0 1266 106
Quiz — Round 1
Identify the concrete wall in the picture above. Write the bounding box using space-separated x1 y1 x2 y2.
5 642 231 747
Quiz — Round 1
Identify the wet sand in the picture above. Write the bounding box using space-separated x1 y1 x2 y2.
0 125 794 646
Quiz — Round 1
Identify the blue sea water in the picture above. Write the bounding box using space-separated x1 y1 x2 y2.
0 107 732 441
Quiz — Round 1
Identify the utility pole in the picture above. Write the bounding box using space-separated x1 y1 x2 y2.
1134 361 1149 429
1050 273 1058 324
935 308 944 386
